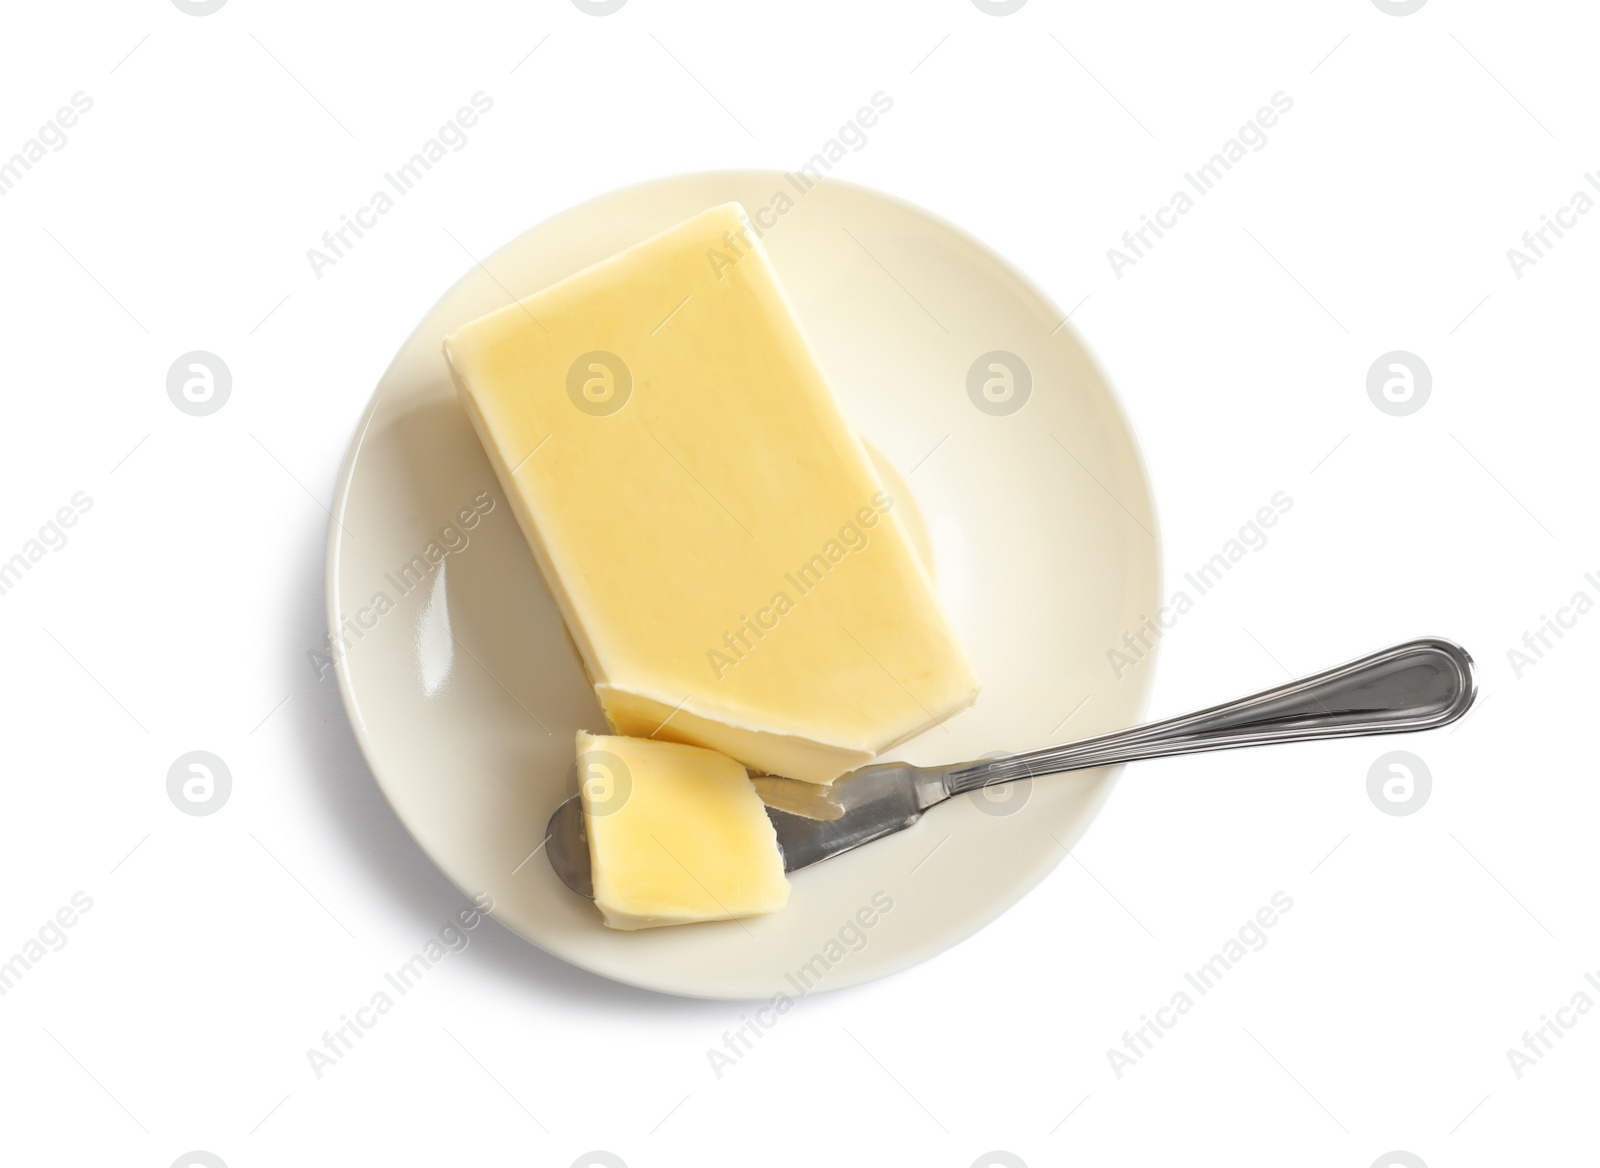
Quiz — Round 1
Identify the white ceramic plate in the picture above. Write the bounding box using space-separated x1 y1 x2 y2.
328 171 1160 999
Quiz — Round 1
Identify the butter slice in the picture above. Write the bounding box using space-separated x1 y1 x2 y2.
445 203 978 783
577 730 788 930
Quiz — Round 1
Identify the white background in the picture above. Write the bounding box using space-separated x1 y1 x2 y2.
1 1 1595 1165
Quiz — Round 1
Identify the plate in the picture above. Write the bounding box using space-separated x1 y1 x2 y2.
327 171 1160 999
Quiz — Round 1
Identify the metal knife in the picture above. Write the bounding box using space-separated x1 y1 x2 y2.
547 637 1475 898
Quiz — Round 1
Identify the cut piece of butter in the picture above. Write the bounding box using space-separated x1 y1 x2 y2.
577 730 788 930
445 202 979 783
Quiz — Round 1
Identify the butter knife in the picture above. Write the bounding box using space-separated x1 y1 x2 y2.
547 637 1475 898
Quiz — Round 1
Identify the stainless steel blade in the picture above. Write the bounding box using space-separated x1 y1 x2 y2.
545 762 937 899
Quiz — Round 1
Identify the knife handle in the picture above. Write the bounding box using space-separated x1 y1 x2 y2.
943 637 1475 795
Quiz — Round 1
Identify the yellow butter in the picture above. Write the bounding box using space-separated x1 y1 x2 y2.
445 203 978 783
577 730 788 930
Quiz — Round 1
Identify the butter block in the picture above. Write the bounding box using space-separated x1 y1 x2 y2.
577 730 788 930
445 203 978 783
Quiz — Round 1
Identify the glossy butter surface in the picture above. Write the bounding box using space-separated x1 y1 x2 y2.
577 731 788 930
445 203 978 782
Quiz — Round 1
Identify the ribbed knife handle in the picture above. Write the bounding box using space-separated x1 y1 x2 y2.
944 638 1475 795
